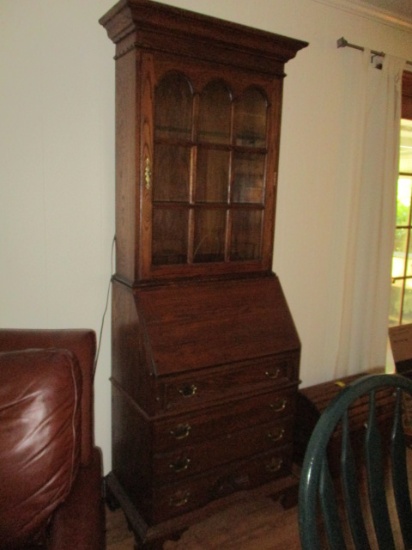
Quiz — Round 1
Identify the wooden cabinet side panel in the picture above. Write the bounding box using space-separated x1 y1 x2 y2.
263 77 283 265
111 384 153 512
112 281 153 411
114 50 141 284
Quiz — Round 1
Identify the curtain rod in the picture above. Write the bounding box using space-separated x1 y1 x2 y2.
337 36 412 67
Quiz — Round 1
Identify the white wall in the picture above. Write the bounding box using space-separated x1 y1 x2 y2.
1 0 412 473
0 0 115 472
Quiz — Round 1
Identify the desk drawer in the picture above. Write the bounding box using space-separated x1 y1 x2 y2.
146 446 293 523
159 353 299 413
153 387 296 452
153 416 294 483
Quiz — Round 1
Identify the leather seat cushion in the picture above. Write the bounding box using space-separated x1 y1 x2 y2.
0 349 82 549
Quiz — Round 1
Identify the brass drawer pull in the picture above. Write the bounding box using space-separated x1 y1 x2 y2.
170 423 192 440
267 428 285 442
169 491 190 508
269 398 287 412
178 384 198 397
265 368 280 380
169 457 191 473
265 457 283 473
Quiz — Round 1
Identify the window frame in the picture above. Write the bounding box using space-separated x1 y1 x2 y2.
390 71 412 326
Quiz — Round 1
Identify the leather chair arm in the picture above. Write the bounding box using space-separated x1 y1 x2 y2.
47 448 105 550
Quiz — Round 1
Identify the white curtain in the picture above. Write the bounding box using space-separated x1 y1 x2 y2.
334 51 405 378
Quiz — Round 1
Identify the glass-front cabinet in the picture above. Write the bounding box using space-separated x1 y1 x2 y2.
101 1 307 546
138 56 282 281
102 1 307 285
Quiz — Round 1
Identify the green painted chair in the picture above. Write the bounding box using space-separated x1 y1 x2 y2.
298 374 412 549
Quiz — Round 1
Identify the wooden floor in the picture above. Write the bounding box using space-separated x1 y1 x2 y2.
105 494 301 550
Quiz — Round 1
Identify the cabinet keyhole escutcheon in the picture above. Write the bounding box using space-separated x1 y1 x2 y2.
144 157 151 190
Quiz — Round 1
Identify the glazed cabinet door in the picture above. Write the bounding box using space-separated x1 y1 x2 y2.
139 54 283 280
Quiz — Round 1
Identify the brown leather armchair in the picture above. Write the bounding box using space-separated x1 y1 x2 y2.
0 329 105 550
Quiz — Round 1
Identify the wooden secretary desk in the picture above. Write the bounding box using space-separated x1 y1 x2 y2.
100 1 307 547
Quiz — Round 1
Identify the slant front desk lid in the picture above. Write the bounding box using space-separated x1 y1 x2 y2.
135 275 300 376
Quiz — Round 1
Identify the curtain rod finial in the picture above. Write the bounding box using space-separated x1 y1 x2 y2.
337 37 348 48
